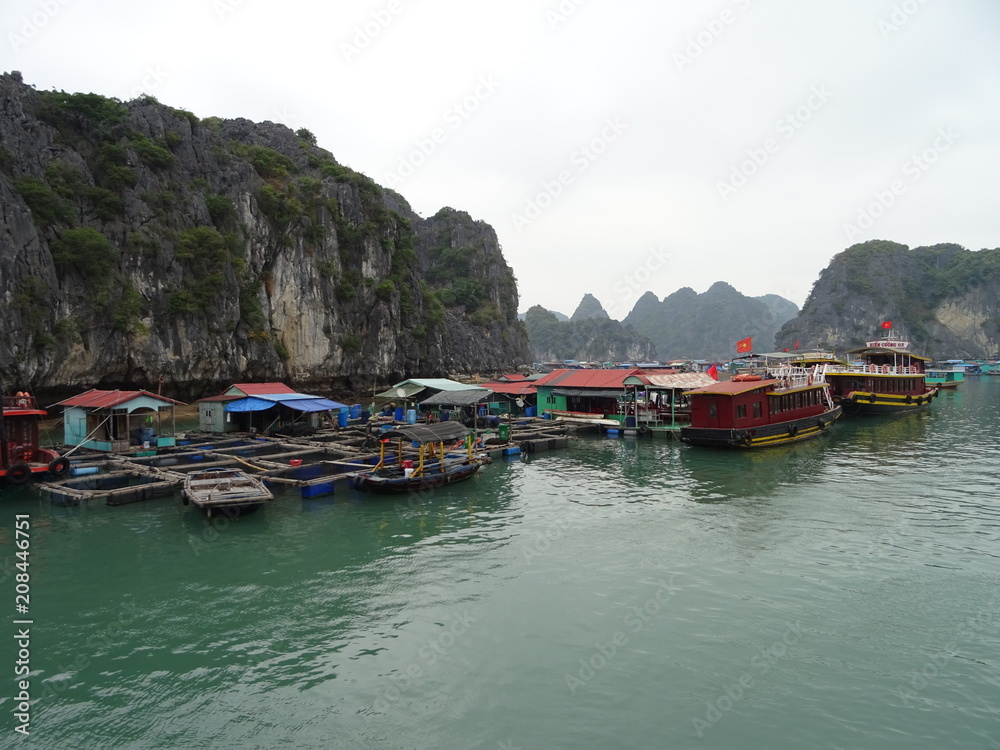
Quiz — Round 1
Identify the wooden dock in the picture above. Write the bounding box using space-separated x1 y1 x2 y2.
35 417 572 506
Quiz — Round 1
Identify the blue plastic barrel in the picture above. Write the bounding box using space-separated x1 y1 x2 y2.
525 406 536 417
440 410 450 422
394 407 404 422
360 410 370 424
406 409 417 424
349 404 361 419
337 408 348 428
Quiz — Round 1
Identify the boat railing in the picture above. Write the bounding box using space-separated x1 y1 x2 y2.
768 365 826 391
3 394 39 409
825 363 919 375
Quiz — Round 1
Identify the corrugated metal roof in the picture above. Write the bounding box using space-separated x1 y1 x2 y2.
55 389 185 409
533 368 643 389
643 373 718 389
419 388 493 407
228 382 297 396
684 379 779 396
481 381 538 395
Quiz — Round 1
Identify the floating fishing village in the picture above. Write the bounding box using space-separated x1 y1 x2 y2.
0 325 985 511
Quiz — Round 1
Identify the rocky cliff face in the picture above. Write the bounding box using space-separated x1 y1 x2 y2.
0 73 528 400
776 240 1000 358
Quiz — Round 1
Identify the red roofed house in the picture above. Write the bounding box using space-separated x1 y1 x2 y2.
198 383 298 433
54 389 186 453
534 368 718 433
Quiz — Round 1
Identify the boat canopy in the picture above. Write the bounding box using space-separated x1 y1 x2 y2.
379 421 471 445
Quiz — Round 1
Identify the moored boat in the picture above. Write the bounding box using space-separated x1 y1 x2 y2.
822 331 938 415
1 391 70 484
925 362 966 389
181 468 273 517
348 421 487 494
679 365 842 448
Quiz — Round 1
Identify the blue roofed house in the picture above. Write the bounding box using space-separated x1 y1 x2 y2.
198 383 348 434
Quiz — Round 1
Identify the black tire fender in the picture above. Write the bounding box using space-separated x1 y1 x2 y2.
788 425 798 438
6 463 31 484
48 456 71 478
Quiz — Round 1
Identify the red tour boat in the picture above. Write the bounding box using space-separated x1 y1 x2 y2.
1 391 69 484
679 366 842 449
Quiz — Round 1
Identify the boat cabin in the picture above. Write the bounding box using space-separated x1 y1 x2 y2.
1 392 64 481
685 376 830 430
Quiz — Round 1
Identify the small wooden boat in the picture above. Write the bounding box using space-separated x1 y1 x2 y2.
679 365 842 448
181 468 273 517
348 421 487 494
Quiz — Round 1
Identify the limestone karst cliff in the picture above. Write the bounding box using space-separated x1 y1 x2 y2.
776 240 1000 358
0 72 528 400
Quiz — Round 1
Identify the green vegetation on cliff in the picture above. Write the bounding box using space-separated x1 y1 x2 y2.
0 73 528 393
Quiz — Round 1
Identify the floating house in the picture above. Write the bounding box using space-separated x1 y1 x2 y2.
480 373 539 415
54 389 185 452
419 388 495 424
534 368 718 435
370 378 482 413
198 383 347 434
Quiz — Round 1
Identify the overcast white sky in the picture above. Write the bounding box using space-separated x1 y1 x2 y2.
5 0 999 318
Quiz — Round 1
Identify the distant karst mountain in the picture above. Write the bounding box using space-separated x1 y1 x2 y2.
776 240 1000 358
523 304 656 363
570 293 610 322
624 282 799 360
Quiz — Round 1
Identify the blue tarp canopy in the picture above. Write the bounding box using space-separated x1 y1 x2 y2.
283 398 348 412
224 395 348 413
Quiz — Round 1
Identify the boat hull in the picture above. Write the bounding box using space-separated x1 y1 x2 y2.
679 407 842 449
836 388 939 416
348 461 482 494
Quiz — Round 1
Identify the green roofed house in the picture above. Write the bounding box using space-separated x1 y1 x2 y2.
370 378 482 413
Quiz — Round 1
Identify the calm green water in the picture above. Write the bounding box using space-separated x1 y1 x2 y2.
2 380 999 749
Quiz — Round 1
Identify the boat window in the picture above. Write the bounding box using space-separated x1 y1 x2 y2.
708 401 717 419
736 404 746 419
752 401 761 419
